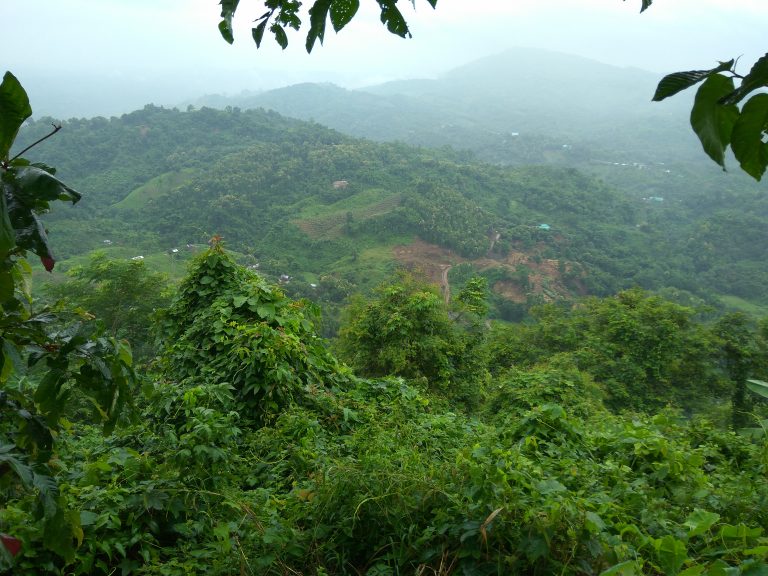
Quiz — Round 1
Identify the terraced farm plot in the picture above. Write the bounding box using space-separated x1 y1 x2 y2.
295 193 402 239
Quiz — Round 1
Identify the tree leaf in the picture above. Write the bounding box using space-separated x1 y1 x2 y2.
13 166 81 204
0 187 15 260
306 0 331 52
218 0 241 44
746 379 768 399
730 94 768 181
654 535 688 575
252 19 269 48
0 71 32 160
218 19 235 44
330 0 359 32
585 511 606 534
720 53 768 105
690 74 739 169
377 0 411 38
272 23 288 49
43 506 77 563
652 60 734 102
684 509 720 537
677 567 705 576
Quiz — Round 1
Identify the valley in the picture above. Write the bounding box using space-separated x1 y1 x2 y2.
3 45 768 576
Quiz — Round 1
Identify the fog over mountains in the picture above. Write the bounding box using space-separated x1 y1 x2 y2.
186 48 699 166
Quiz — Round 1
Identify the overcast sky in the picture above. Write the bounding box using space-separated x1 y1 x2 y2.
2 0 765 117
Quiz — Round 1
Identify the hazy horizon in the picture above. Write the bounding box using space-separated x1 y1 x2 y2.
3 0 765 119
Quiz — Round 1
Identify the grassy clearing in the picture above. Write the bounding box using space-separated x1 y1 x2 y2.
296 188 396 218
112 169 197 212
294 190 402 239
327 237 414 293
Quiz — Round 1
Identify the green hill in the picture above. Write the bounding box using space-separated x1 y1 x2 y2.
14 54 768 323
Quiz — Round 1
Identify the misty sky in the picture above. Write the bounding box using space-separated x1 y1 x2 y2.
2 0 765 118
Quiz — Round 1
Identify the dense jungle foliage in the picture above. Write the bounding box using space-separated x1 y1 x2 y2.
4 47 768 574
15 101 768 323
4 242 768 575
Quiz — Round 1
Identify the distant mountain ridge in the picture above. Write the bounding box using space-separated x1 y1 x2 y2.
191 47 698 166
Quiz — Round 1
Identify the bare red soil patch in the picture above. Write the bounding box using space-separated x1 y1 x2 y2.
392 239 583 304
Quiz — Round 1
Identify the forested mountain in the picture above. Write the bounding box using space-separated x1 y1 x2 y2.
193 48 700 167
16 97 768 324
5 49 768 576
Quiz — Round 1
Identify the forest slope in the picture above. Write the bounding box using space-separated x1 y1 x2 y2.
16 100 768 321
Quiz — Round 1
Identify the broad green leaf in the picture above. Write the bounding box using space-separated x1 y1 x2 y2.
377 0 410 38
740 561 768 576
0 71 32 160
690 74 739 168
79 510 99 526
684 509 720 537
731 94 768 181
252 19 269 48
13 165 81 203
0 444 34 486
744 546 768 556
43 506 78 563
272 23 288 49
721 53 768 105
718 523 762 539
536 478 566 494
424 0 437 7
257 303 275 319
704 560 740 576
218 0 240 44
0 186 15 259
232 295 247 307
652 60 734 102
655 535 688 575
1 340 23 382
330 0 359 32
585 511 606 534
218 19 235 44
306 0 331 52
747 379 768 399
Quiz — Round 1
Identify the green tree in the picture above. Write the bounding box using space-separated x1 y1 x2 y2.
712 313 759 429
488 289 719 412
158 240 350 422
1 72 135 567
337 272 487 406
44 252 172 361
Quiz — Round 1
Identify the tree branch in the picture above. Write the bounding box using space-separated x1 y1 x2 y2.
9 123 62 162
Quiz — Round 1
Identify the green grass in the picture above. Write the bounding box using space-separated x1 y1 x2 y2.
326 236 414 293
295 188 396 218
294 191 402 239
112 169 197 212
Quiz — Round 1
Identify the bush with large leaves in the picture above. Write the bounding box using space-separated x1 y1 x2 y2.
1 71 135 569
158 241 351 423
